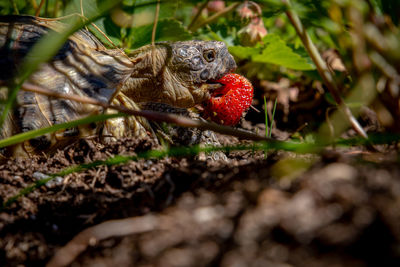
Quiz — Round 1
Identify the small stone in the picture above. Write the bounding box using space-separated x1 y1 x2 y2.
32 172 64 188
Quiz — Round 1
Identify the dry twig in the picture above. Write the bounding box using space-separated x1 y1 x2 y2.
35 0 45 16
19 82 271 142
46 215 159 267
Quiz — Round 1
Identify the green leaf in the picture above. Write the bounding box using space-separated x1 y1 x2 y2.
262 33 282 44
229 46 261 60
121 0 178 20
91 17 123 47
229 34 315 70
128 18 192 49
253 35 315 70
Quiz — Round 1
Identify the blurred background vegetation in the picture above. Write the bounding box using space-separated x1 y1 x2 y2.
2 0 400 144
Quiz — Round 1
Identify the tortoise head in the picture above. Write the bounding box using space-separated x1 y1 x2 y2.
121 40 236 108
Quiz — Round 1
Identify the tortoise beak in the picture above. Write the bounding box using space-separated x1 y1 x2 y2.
205 55 236 92
200 82 223 94
222 48 237 73
206 81 223 91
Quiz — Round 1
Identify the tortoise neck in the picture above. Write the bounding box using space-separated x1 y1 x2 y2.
120 43 201 108
120 44 187 106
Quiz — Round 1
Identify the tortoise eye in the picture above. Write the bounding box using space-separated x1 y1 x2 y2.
203 50 216 62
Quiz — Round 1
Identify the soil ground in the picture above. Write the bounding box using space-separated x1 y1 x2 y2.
1 119 400 267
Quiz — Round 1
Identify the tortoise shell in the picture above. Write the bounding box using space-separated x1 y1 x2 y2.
0 16 137 155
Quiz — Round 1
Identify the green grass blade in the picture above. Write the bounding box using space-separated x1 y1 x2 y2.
0 139 326 211
264 95 269 137
0 113 127 149
4 132 400 210
269 98 277 138
264 96 269 159
0 141 304 210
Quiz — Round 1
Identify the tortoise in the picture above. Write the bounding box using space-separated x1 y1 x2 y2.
0 15 236 157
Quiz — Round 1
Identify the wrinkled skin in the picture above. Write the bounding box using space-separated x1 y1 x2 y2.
0 15 236 156
124 41 237 108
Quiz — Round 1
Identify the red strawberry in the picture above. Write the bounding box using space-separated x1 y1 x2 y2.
202 73 253 126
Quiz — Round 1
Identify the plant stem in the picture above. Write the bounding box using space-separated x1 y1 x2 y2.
151 0 161 46
35 0 45 16
282 0 367 139
188 0 210 31
191 2 240 32
10 0 19 14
